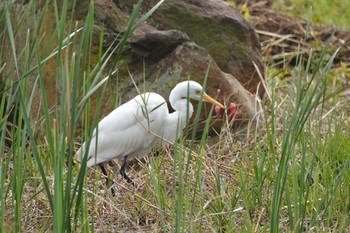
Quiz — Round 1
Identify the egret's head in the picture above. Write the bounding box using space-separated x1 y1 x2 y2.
174 81 224 109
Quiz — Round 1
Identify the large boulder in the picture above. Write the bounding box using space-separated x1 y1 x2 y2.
117 0 265 97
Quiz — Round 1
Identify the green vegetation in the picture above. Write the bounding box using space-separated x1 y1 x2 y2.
0 0 349 232
273 0 350 29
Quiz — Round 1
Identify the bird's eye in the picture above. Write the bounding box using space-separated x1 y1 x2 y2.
195 90 201 95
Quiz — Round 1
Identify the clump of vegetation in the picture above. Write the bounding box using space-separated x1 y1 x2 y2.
272 0 350 29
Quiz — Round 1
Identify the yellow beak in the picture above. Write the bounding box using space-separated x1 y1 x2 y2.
203 93 225 109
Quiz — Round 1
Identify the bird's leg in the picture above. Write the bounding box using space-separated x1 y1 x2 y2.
120 156 134 185
99 164 116 196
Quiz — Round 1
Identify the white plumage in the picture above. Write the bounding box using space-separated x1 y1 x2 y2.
77 80 224 185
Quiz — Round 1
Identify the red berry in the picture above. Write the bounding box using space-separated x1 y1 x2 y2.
215 105 222 116
229 103 237 117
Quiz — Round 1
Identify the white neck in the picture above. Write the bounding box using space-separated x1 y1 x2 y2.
169 89 194 119
162 88 193 143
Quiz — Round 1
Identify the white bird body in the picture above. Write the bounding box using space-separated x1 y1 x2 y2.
78 92 168 167
76 80 224 184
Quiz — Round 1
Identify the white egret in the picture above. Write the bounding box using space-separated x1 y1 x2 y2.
76 80 224 188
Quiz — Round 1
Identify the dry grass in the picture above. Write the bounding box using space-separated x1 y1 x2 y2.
3 79 350 232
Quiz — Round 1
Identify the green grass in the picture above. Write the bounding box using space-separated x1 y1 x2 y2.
272 0 350 29
1 0 349 232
